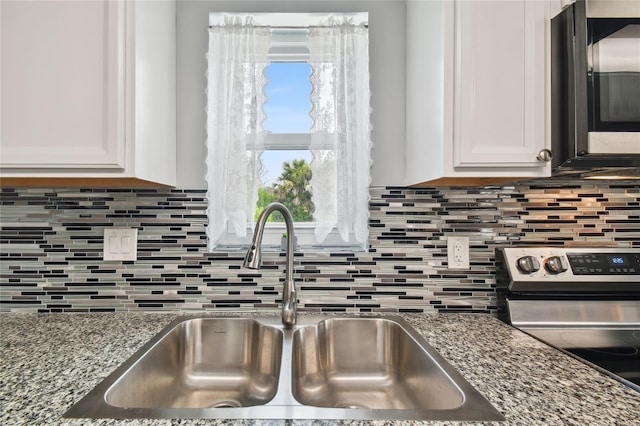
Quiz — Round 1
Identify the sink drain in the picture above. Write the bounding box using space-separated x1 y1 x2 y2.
210 400 241 408
334 402 367 409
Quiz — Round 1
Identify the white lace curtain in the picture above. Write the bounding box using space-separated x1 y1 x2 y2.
206 17 270 249
308 19 371 245
206 16 371 249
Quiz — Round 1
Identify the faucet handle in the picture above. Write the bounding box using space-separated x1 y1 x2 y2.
282 290 297 327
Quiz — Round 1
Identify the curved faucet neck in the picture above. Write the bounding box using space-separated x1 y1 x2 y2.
243 202 297 327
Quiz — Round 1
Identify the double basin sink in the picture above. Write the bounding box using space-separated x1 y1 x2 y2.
64 315 504 421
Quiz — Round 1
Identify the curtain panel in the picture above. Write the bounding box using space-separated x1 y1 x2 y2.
308 19 372 245
205 17 271 250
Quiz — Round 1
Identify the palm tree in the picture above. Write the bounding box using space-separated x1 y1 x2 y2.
272 159 314 222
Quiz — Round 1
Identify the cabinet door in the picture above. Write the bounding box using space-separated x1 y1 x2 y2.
1 0 125 169
453 0 547 168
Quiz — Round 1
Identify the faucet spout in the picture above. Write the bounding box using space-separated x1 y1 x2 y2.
243 202 297 327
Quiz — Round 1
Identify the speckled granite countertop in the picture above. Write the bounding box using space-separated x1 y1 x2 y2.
1 312 639 425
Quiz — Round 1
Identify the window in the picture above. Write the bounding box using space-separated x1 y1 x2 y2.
260 42 313 225
206 13 371 251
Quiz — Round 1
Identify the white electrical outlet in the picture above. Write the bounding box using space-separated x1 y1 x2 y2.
104 228 138 261
447 236 469 269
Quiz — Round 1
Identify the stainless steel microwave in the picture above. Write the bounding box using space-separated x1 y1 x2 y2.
551 0 640 177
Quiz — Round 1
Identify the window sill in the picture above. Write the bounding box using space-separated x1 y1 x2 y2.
211 244 366 254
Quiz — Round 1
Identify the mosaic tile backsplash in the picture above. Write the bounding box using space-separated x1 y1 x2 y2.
1 181 638 314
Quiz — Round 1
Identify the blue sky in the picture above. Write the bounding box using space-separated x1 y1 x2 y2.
261 63 312 186
263 62 312 133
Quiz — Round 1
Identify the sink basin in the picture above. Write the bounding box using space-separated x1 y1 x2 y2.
65 315 504 421
106 318 282 409
292 318 464 410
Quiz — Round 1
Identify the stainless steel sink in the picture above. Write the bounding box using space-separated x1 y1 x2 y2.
106 318 282 409
292 318 464 410
64 315 504 421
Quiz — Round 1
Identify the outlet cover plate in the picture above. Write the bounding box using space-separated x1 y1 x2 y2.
447 236 469 269
104 228 138 261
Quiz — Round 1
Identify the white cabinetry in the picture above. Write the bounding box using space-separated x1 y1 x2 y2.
406 0 552 186
0 0 176 187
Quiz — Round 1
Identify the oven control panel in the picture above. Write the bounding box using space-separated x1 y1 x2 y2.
567 253 640 275
498 247 640 292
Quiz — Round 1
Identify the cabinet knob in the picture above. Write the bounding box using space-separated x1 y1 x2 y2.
536 149 553 162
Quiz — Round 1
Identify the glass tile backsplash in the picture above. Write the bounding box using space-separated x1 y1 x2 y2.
1 180 638 314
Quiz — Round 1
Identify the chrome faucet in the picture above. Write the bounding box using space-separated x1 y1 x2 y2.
243 202 297 327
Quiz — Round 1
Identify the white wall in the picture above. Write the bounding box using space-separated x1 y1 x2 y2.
176 0 407 188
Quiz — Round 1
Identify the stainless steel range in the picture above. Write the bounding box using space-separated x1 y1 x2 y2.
496 247 640 393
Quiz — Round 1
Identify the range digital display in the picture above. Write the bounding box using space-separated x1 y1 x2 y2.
567 253 640 275
608 256 626 266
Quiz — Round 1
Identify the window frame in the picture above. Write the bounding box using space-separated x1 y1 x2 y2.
209 13 369 253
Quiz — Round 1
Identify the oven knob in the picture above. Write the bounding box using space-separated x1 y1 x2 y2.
545 256 568 274
516 256 540 274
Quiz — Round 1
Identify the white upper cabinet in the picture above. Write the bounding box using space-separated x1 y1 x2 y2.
0 0 176 186
1 1 124 169
406 0 553 186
